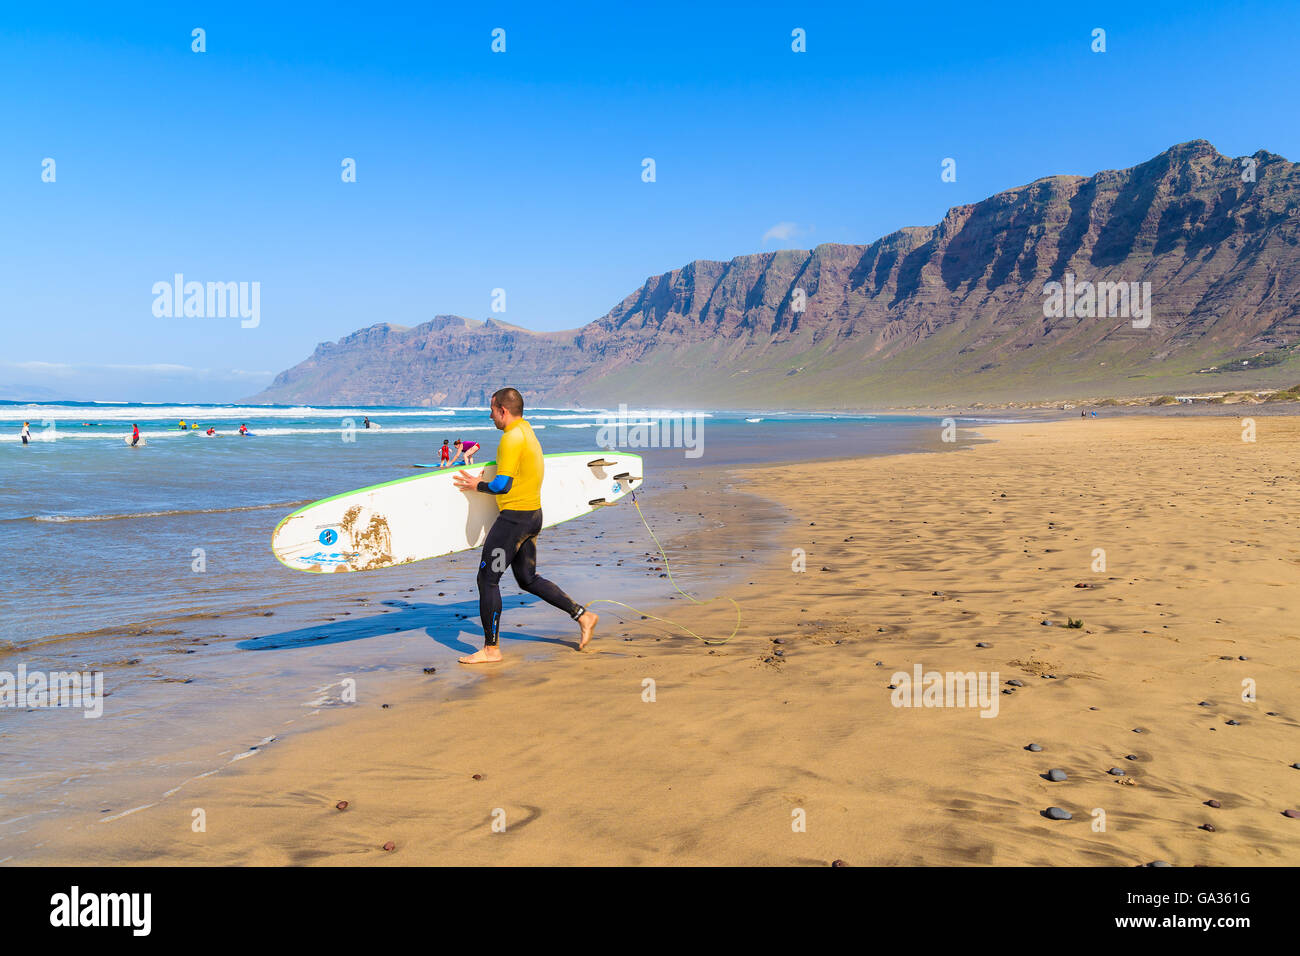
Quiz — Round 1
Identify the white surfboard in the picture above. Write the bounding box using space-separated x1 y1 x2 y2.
271 451 644 573
124 436 146 447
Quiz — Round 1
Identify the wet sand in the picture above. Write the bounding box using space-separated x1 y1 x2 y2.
20 416 1300 865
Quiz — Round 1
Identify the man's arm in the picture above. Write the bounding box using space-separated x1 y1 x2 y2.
451 469 513 494
478 474 513 494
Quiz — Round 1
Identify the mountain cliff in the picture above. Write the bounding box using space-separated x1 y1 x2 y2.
252 141 1300 407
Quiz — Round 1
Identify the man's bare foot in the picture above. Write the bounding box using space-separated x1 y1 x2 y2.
458 646 503 664
577 610 598 650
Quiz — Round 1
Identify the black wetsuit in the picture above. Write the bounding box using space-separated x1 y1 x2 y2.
477 508 582 646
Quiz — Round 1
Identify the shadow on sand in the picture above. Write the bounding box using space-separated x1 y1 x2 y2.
235 596 581 654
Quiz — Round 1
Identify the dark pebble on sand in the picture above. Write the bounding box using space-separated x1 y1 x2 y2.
932 591 943 596
831 859 848 867
1044 807 1071 820
1007 679 1024 687
1074 582 1090 588
1226 719 1240 725
887 684 897 690
1239 656 1249 661
1125 754 1138 761
382 841 395 852
1219 655 1234 660
1041 620 1053 626
1206 799 1221 808
263 612 274 617
1002 688 1014 695
1198 701 1210 706
336 801 349 811
1089 706 1099 711
1108 768 1126 776
423 667 436 674
1132 728 1145 733
1200 824 1215 832
472 773 482 780
1026 743 1043 752
1284 809 1300 819
382 704 390 709
1292 763 1300 770
975 642 990 648
1046 769 1067 782
1148 861 1172 867
773 638 785 644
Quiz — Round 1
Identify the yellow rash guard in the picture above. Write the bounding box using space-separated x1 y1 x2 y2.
493 418 544 511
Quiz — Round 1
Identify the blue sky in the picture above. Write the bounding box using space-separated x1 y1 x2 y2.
2 0 1296 401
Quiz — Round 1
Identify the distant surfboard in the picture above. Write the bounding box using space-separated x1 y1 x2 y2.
272 451 644 573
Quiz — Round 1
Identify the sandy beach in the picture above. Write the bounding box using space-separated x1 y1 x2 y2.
26 415 1300 866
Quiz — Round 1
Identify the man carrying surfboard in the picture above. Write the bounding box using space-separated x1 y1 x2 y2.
452 388 597 663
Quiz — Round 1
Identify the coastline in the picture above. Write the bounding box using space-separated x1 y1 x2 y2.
13 414 1300 866
1 463 789 863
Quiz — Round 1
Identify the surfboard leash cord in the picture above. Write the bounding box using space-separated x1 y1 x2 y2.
580 489 741 646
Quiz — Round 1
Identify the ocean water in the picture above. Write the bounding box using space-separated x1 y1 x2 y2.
0 401 970 646
0 401 977 857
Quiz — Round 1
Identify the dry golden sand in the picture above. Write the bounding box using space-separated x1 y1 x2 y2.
38 416 1300 865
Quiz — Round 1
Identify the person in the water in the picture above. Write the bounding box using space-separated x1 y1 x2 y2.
447 438 480 467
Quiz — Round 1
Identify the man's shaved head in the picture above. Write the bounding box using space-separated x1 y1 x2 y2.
492 387 524 417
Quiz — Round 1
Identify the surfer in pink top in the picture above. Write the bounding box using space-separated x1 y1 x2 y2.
448 438 480 467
